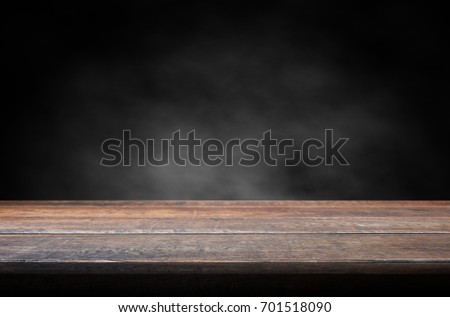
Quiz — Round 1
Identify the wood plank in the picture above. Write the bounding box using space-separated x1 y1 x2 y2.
1 233 450 274
1 201 450 234
1 217 450 234
1 200 449 207
0 201 449 274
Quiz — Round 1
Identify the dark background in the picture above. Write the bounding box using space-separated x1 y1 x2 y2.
2 1 449 199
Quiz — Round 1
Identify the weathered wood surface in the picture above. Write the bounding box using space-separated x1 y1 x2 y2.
1 201 449 274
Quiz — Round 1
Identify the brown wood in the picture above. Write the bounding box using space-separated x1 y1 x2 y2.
1 201 449 274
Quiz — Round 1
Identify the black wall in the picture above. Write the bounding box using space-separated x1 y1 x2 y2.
2 1 449 199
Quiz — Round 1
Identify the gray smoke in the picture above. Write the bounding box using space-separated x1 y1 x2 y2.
37 28 421 199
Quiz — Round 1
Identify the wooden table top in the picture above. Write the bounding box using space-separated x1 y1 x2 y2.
1 201 450 274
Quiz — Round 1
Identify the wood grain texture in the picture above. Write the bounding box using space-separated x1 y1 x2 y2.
1 201 449 274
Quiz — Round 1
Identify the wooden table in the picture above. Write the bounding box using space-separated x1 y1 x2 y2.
1 201 450 275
